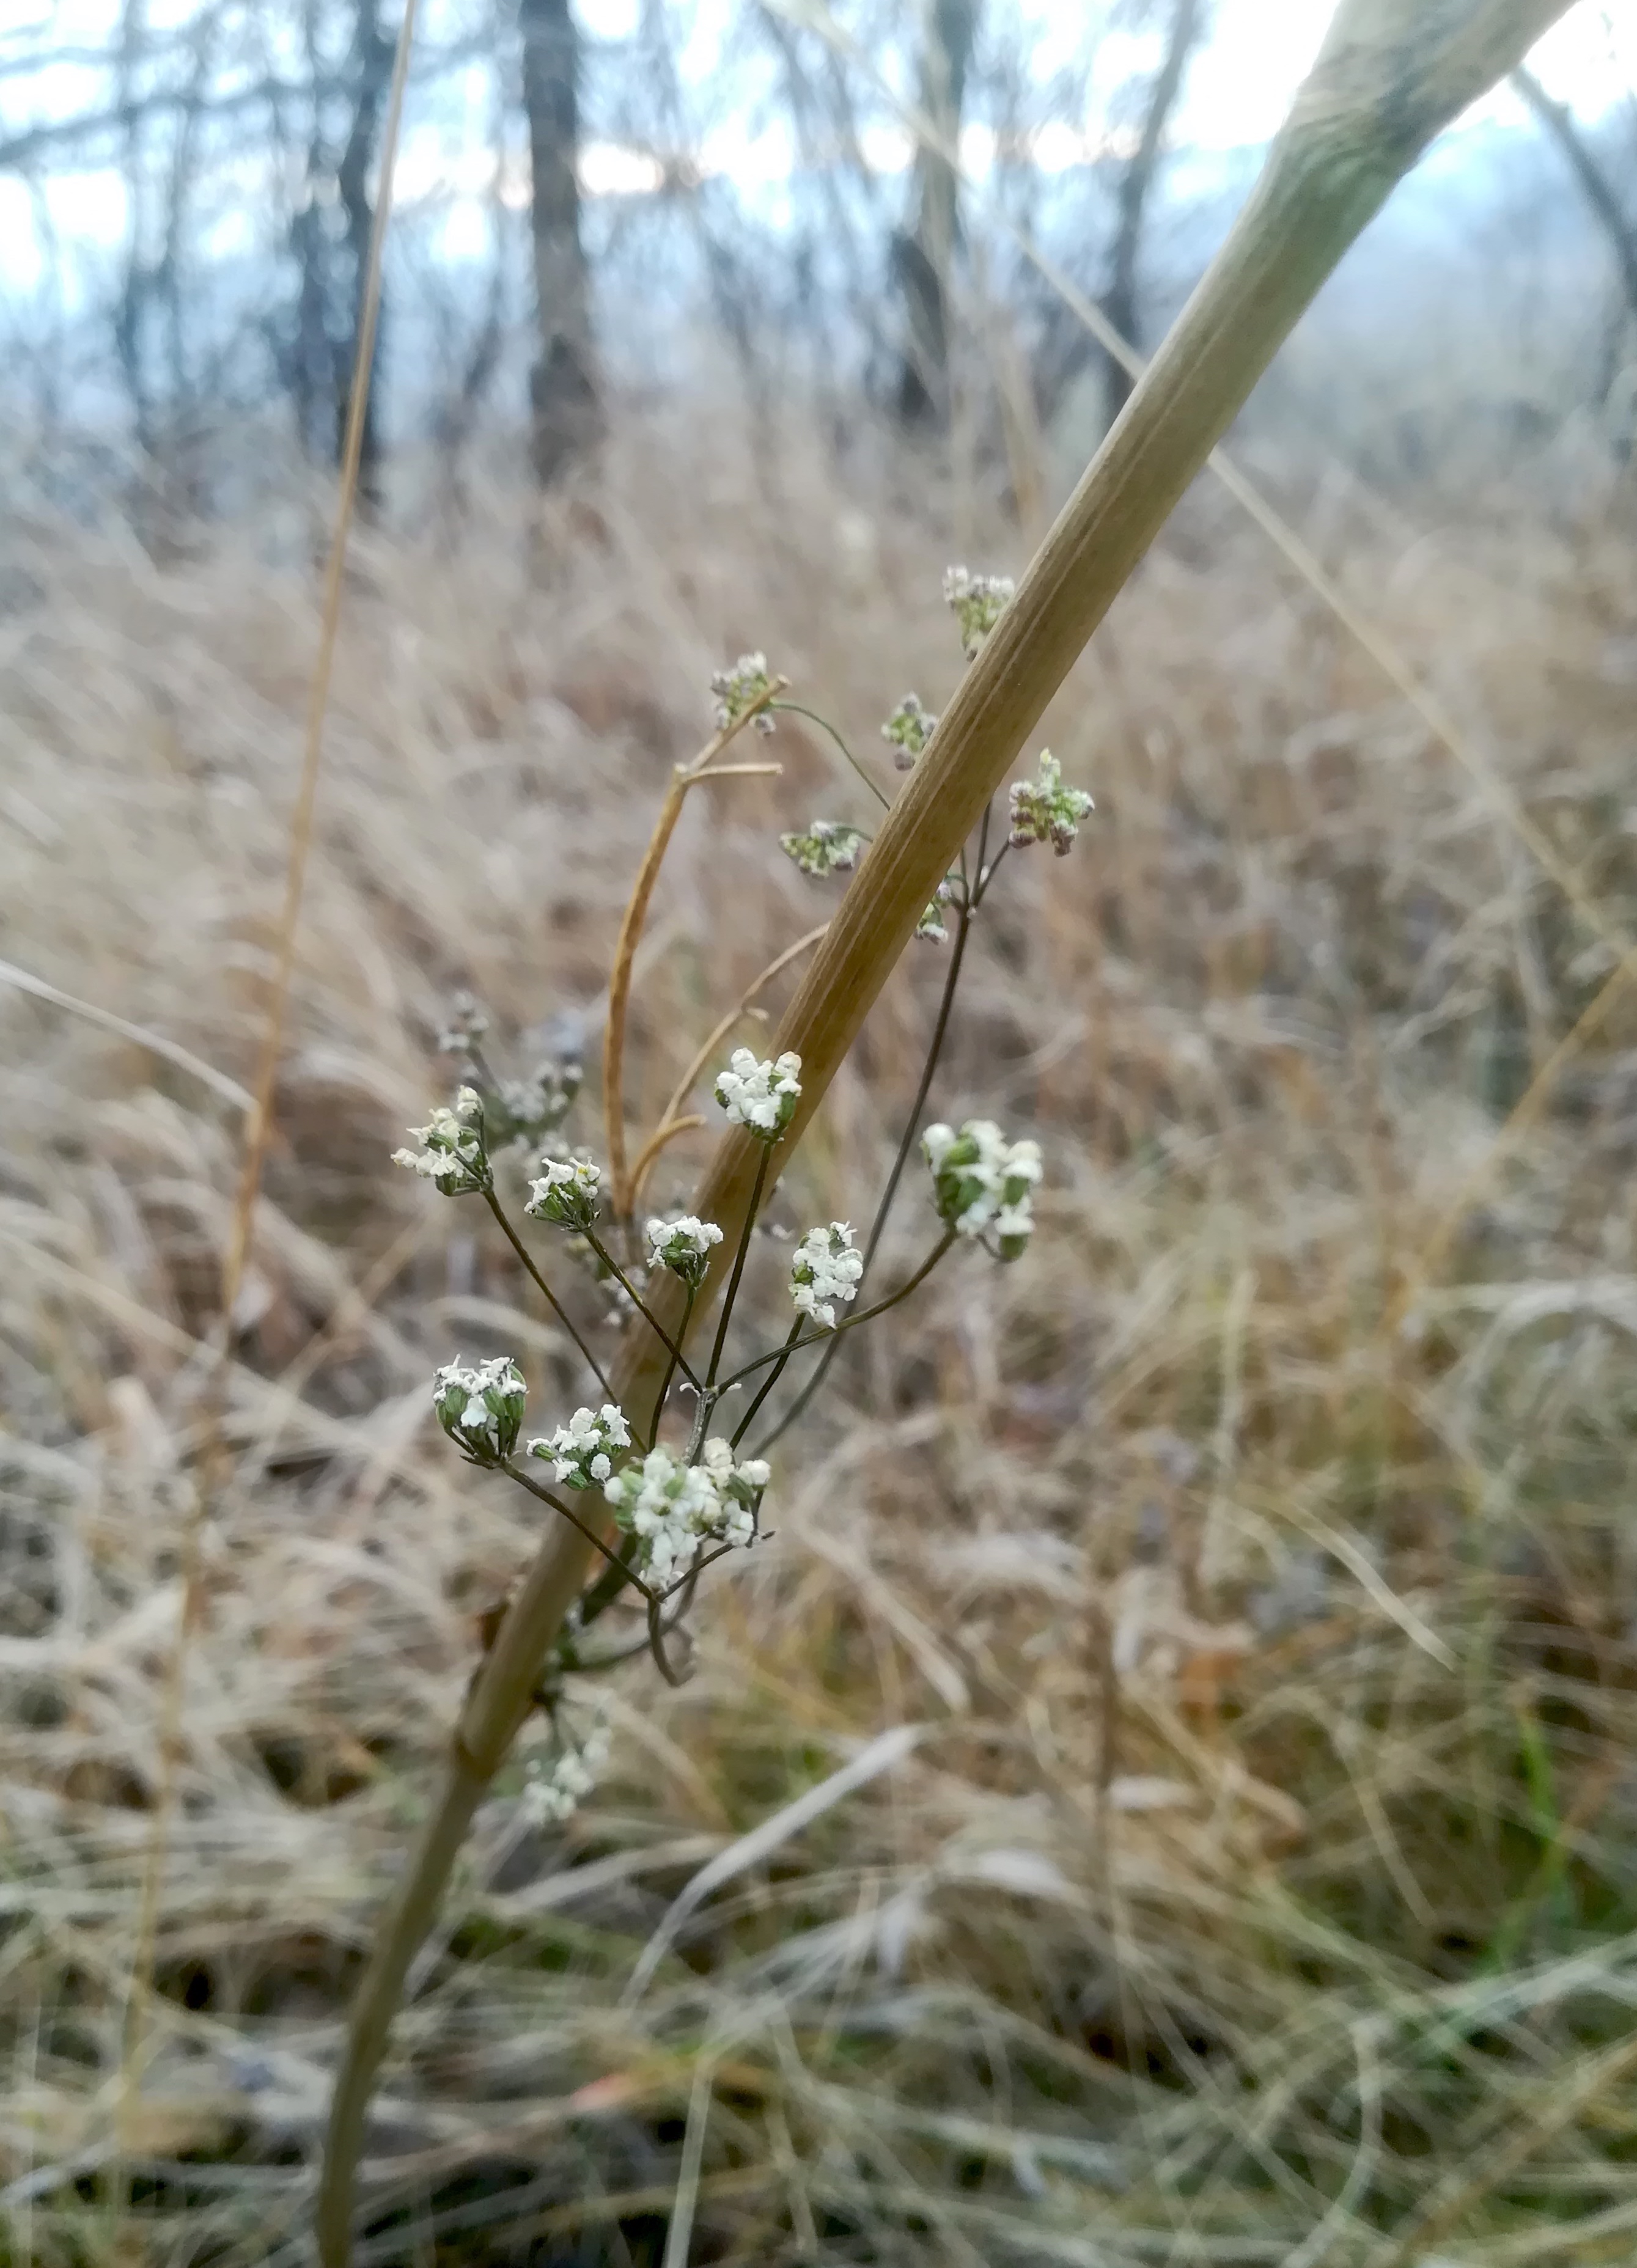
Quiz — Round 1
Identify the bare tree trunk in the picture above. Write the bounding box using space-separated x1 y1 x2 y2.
1102 0 1205 430
519 0 599 486
336 0 393 507
894 0 977 426
1512 66 1637 331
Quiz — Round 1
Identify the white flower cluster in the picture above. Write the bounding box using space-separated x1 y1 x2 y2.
791 1222 864 1329
645 1213 724 1286
881 692 937 769
526 1154 603 1231
603 1439 769 1588
715 1048 802 1140
436 992 489 1054
944 566 1015 659
922 1119 1042 1260
392 1087 490 1197
529 1402 630 1490
915 879 955 945
710 650 778 734
432 1354 526 1464
779 820 864 878
520 1717 611 1827
1008 749 1094 857
486 1060 581 1148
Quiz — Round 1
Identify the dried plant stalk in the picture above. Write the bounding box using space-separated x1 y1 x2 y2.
317 5 1572 2257
601 707 784 1214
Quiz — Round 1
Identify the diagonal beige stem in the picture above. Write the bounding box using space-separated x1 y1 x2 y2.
316 6 1572 2258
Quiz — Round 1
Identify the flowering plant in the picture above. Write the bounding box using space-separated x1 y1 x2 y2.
327 578 1092 2250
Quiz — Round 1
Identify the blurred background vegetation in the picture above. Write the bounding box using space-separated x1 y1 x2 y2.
4 2 1637 2262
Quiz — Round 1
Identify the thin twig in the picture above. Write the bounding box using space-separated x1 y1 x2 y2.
741 1234 955 1453
502 1461 653 1600
636 923 830 1208
583 1231 701 1391
601 683 785 1214
627 1114 706 1208
484 1190 617 1404
706 1145 772 1386
754 884 973 1455
771 699 891 809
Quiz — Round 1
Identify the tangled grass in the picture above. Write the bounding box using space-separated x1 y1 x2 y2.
4 406 1637 2264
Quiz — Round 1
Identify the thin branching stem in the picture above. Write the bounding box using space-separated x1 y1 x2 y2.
753 885 973 1455
742 1235 955 1455
771 700 891 809
706 1143 771 1385
646 1595 690 1686
651 1285 697 1444
502 1461 653 1601
483 1189 616 1404
583 1231 701 1393
729 1317 804 1447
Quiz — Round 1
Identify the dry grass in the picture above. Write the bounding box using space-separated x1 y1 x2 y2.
4 406 1637 2266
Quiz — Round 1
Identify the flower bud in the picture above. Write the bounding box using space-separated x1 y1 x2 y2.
432 1354 526 1464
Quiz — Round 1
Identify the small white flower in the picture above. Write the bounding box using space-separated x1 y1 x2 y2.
520 1717 611 1827
529 1402 631 1491
791 1221 864 1330
710 650 778 734
432 1353 526 1464
645 1213 724 1287
436 992 489 1053
779 820 864 878
881 693 937 769
943 565 1015 659
1008 749 1094 857
392 1086 490 1196
922 1119 1042 1259
715 1047 802 1141
602 1440 766 1588
526 1153 603 1231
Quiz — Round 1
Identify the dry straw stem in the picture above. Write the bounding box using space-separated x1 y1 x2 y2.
317 4 1571 2257
600 701 784 1214
630 920 831 1208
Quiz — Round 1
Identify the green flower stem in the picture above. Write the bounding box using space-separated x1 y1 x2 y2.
583 1231 702 1397
705 1143 772 1387
771 700 891 810
483 1190 617 1404
738 1232 956 1454
501 1459 654 1602
728 1318 804 1448
649 1283 697 1447
752 884 973 1456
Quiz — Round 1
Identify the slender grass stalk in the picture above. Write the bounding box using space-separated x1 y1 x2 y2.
316 10 1573 2255
627 1113 705 1205
601 699 784 1215
633 922 830 1206
111 0 422 2212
